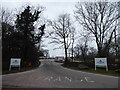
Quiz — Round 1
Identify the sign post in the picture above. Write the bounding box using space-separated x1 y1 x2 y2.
9 58 21 71
95 58 108 71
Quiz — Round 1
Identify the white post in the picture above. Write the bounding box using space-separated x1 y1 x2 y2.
19 66 20 70
106 58 108 71
106 65 108 71
95 59 96 70
9 65 11 71
95 64 96 70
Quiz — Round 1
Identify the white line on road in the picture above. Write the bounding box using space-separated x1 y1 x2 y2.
54 77 61 82
65 77 72 82
80 79 83 82
44 76 53 81
44 77 51 81
85 77 95 83
50 77 53 79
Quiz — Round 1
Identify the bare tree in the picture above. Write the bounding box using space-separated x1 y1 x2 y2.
79 36 89 62
88 47 97 58
1 8 15 53
74 35 89 62
75 2 120 57
0 8 13 25
73 44 81 59
48 13 75 65
68 27 76 62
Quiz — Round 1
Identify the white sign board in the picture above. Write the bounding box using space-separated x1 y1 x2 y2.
9 58 21 71
95 58 108 71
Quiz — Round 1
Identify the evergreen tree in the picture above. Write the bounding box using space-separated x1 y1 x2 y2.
15 6 41 43
15 5 45 66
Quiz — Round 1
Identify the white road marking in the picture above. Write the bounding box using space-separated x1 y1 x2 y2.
50 77 53 79
80 79 83 82
65 77 72 82
85 77 95 83
42 76 95 83
44 76 53 81
44 77 51 81
85 77 88 82
54 77 61 81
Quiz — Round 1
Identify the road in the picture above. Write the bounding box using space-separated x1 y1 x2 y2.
2 59 119 88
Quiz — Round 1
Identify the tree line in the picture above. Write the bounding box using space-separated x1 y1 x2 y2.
48 1 120 69
2 5 46 70
1 1 120 70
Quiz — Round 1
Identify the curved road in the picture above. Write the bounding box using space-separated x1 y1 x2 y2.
2 59 119 88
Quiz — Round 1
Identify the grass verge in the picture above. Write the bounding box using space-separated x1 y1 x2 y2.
2 62 41 75
2 67 38 75
54 60 64 63
63 66 120 77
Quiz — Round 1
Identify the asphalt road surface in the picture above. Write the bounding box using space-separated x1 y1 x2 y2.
2 59 119 88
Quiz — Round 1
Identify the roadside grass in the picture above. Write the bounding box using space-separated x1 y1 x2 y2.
64 66 120 77
2 67 38 75
54 60 64 63
2 61 41 75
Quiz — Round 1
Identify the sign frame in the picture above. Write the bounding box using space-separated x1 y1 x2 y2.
95 58 108 71
9 58 21 71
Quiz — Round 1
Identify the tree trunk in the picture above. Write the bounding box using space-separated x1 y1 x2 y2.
63 38 68 66
71 40 74 62
71 48 74 62
97 46 103 57
64 46 68 66
83 55 86 63
97 47 109 57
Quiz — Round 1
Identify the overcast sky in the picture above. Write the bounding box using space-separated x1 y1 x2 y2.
1 0 117 57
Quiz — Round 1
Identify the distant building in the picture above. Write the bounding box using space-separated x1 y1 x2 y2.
55 56 64 61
